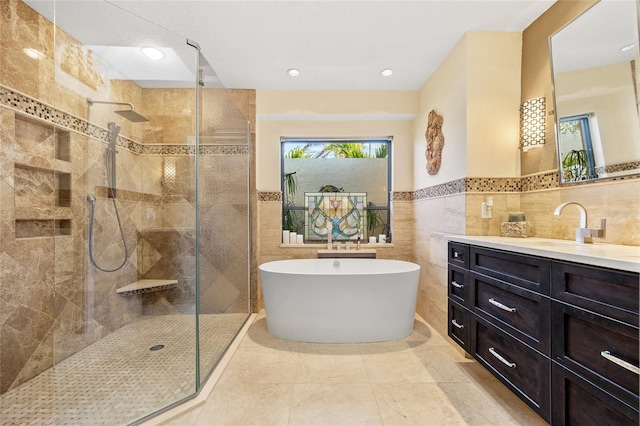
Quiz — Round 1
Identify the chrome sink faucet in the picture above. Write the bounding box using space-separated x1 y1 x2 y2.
553 202 606 244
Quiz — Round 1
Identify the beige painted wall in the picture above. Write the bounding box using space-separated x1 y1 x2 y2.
256 91 416 192
520 0 597 175
466 32 522 178
412 35 467 188
410 32 524 338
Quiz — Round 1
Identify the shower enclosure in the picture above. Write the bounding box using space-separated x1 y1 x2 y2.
0 1 251 424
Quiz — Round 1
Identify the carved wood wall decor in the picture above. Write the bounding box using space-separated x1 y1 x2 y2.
425 109 444 175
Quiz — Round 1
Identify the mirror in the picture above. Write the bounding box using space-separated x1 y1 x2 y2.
550 0 640 184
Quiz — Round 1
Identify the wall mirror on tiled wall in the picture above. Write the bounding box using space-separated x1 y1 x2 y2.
550 0 640 184
281 138 391 241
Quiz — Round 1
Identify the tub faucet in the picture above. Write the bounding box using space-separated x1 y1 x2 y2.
553 202 606 244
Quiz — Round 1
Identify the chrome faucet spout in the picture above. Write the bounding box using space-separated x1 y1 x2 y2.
554 202 588 228
554 202 606 244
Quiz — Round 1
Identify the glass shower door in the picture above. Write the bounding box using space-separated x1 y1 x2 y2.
196 51 251 386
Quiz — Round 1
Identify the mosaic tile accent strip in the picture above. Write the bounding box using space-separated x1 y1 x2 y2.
465 177 522 193
0 84 247 157
521 170 559 192
392 192 413 201
413 178 466 200
141 144 249 155
259 191 282 201
595 161 640 177
409 173 563 200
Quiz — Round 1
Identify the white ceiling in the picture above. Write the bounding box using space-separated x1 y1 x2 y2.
26 0 558 91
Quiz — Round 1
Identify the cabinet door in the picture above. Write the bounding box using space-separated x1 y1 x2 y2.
447 298 469 351
448 242 469 268
552 261 639 326
470 272 550 354
470 315 550 422
552 362 639 426
448 264 469 307
470 246 550 295
552 301 639 409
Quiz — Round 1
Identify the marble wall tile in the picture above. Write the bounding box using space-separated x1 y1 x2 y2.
14 116 54 158
1 2 254 395
413 197 451 339
0 0 52 101
444 194 466 235
521 180 640 245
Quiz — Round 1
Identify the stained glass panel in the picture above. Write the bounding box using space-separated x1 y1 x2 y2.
304 192 367 241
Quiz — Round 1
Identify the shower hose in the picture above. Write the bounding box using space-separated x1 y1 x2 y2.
86 145 129 272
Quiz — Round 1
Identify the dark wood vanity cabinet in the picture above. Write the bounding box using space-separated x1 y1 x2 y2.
551 261 639 424
447 241 640 425
447 243 551 421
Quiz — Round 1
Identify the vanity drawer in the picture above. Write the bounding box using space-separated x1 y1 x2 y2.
551 302 639 408
447 299 469 351
471 272 550 354
447 264 469 306
471 246 550 295
551 362 639 426
448 242 469 268
551 261 639 326
471 316 550 421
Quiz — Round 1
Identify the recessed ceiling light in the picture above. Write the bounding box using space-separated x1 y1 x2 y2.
620 43 636 52
381 69 393 77
141 46 165 60
287 68 300 77
23 48 44 60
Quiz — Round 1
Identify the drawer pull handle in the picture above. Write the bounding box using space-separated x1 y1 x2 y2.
488 298 516 313
601 351 640 375
489 347 516 368
451 319 464 329
451 281 464 289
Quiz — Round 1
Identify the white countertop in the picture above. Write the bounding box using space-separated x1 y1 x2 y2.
447 236 640 273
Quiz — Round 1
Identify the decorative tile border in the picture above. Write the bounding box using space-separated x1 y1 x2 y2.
408 172 563 200
258 192 282 202
141 145 249 155
596 161 640 177
520 170 559 192
0 84 247 156
465 177 522 192
392 192 413 202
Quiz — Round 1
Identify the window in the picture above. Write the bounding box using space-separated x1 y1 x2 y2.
281 138 391 242
559 114 597 181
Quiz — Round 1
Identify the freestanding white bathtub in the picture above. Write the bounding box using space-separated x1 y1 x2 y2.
259 258 420 343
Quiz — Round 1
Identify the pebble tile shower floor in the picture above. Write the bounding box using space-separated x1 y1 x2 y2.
0 314 249 426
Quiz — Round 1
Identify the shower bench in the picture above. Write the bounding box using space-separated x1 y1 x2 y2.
116 279 178 296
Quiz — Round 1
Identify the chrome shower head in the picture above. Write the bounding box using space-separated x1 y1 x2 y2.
87 98 149 122
114 109 149 122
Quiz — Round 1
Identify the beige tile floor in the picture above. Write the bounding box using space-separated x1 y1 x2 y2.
165 312 547 426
